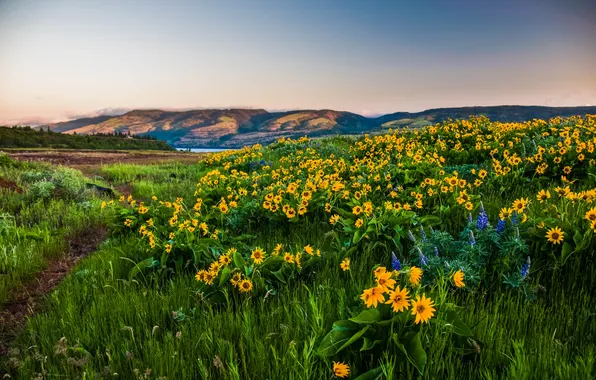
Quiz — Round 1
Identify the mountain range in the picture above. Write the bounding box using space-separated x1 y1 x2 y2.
39 105 596 148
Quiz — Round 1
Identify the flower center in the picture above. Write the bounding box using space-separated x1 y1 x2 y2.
416 305 425 313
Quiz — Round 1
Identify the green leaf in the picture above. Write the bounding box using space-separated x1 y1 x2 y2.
333 320 359 331
559 242 574 266
352 230 362 244
354 366 383 380
317 320 359 356
127 257 154 281
219 266 231 286
360 337 384 351
573 230 583 246
261 255 284 270
349 309 381 324
337 325 370 352
419 215 441 226
271 269 286 284
394 331 427 375
233 250 246 268
444 309 473 337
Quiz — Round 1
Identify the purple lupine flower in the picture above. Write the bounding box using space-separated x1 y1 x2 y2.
477 201 489 231
419 226 427 241
511 211 519 226
408 230 416 242
468 213 473 224
521 256 531 279
496 219 506 234
391 251 401 271
469 230 476 247
434 246 439 256
429 226 435 235
416 247 428 266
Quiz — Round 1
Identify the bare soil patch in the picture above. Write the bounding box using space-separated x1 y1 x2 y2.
0 179 22 193
0 226 108 358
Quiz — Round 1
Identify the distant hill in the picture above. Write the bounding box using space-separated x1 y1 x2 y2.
39 105 596 148
0 126 174 151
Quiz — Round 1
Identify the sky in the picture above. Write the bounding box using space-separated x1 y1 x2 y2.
0 0 595 124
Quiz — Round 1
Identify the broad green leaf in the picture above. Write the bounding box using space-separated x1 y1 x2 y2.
559 242 574 266
444 309 473 337
360 337 385 351
337 325 370 352
573 230 583 246
394 331 427 375
127 257 154 281
219 266 231 286
318 321 359 356
419 215 441 226
354 366 383 380
233 250 246 268
271 269 286 284
349 309 381 324
333 320 359 331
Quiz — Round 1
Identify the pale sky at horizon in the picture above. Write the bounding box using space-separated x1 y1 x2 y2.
1 0 595 125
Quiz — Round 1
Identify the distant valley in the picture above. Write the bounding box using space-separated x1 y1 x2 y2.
38 105 596 148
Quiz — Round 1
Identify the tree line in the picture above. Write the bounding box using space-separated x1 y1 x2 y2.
0 126 174 150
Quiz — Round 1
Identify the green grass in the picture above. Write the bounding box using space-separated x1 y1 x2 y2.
3 119 596 379
0 156 109 304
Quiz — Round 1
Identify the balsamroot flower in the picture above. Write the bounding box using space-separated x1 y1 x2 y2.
333 362 350 378
411 294 436 324
453 270 465 288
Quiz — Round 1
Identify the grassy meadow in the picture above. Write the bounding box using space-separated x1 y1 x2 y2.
2 115 596 379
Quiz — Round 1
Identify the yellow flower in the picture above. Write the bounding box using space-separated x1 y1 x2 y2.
165 244 172 254
355 218 363 228
273 244 283 255
219 254 231 266
411 294 436 324
209 261 221 273
238 279 253 293
251 247 266 264
230 272 242 286
283 252 294 263
376 270 396 291
409 266 422 285
536 190 550 203
195 270 207 282
499 207 513 220
329 214 340 225
360 286 386 308
373 266 388 279
352 205 362 216
545 227 564 244
453 270 465 288
585 207 596 223
304 245 314 255
203 271 216 285
512 198 529 213
333 362 350 378
385 286 410 312
340 258 350 271
465 202 473 211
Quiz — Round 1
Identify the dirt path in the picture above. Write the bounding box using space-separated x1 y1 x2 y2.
0 227 108 358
